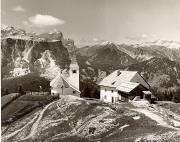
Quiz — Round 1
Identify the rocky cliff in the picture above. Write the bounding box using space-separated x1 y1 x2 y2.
1 25 78 80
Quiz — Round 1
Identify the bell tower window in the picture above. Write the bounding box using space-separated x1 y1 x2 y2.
72 70 77 73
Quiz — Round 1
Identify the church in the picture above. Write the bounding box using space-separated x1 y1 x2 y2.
50 59 80 97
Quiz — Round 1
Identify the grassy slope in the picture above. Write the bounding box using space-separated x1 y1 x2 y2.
2 96 179 142
1 94 58 125
156 101 180 115
1 93 19 108
1 73 50 93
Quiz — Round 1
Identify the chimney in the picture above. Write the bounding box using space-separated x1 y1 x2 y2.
117 70 121 76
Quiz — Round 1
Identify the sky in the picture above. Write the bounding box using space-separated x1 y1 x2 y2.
1 0 180 46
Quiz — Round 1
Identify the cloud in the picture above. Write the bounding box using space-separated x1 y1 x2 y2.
22 21 29 26
12 5 26 12
23 14 65 27
141 34 148 38
125 34 149 41
92 38 99 42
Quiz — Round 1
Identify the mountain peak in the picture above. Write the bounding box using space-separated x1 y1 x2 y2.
100 41 114 45
1 25 65 42
126 40 180 49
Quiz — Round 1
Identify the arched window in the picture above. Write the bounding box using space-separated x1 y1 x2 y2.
72 70 77 73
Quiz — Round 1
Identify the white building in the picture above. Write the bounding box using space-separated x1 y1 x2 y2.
50 60 80 97
99 70 151 103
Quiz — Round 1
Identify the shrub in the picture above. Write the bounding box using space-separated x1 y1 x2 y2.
80 79 100 99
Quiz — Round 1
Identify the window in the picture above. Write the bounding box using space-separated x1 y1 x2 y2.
111 90 114 93
72 70 77 73
73 90 76 94
105 88 107 92
112 97 114 103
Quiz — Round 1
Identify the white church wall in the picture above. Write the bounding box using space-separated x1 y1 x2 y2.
68 63 80 90
51 87 80 97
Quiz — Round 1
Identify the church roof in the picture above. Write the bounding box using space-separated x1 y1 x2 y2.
62 76 80 93
69 54 79 68
50 73 80 93
69 62 79 68
50 73 63 88
99 70 138 88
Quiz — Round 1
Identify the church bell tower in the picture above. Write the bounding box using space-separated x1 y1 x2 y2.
69 58 79 90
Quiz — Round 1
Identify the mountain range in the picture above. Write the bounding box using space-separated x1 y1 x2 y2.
1 25 180 99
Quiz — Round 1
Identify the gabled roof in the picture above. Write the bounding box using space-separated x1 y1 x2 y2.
62 76 80 93
116 82 140 94
50 73 80 93
50 73 63 88
99 70 138 88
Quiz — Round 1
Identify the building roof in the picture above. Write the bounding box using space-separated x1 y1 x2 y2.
50 73 63 88
99 70 138 88
62 76 80 93
50 73 80 93
116 82 140 94
69 62 79 69
69 56 79 69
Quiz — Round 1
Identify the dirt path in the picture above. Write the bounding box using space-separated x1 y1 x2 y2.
22 100 59 140
2 100 59 142
131 108 180 130
2 113 39 142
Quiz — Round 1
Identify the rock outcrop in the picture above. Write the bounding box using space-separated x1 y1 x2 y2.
1 25 78 80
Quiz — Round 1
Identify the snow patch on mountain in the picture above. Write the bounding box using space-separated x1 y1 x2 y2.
100 41 115 46
127 40 180 49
